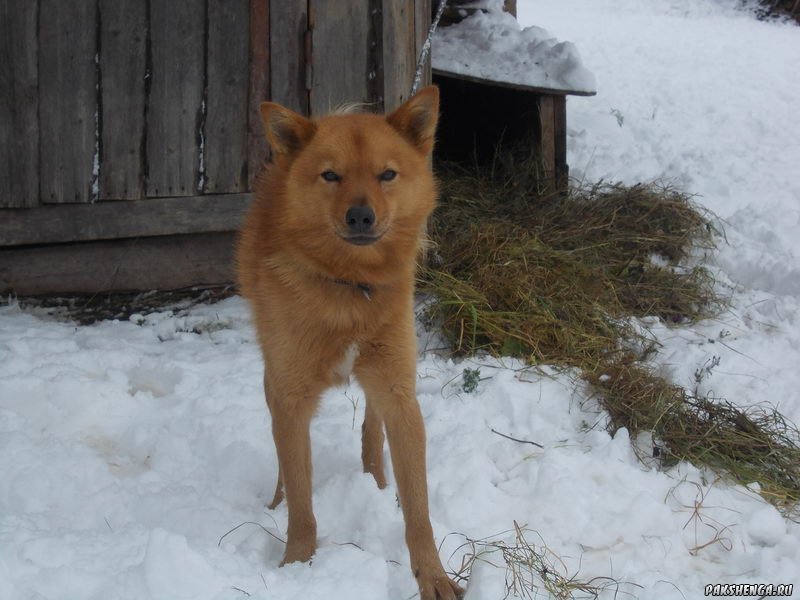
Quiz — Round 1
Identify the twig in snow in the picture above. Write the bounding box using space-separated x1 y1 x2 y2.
333 540 365 552
491 428 544 448
218 521 286 547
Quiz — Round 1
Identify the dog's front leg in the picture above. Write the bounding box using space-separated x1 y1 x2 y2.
356 331 464 600
265 379 319 565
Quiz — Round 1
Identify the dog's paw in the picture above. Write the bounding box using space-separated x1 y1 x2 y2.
414 564 464 600
365 464 387 489
279 537 316 566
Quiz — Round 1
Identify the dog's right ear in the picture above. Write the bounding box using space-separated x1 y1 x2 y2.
259 102 316 157
386 86 439 156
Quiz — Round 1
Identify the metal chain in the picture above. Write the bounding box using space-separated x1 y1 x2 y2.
410 0 448 97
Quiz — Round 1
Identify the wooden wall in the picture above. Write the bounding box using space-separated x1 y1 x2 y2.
0 0 252 207
0 0 432 295
268 0 431 140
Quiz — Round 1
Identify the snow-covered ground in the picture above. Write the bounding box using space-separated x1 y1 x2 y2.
2 1 799 598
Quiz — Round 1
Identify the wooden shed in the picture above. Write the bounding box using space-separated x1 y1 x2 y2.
0 0 432 295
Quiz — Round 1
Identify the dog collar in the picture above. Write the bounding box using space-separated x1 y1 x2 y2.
330 278 372 300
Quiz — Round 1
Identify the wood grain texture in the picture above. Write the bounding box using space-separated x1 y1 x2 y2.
367 0 383 110
269 0 307 114
39 0 97 204
205 0 250 194
0 232 237 295
538 94 556 182
553 95 568 189
0 194 251 246
248 0 270 188
382 0 416 112
99 0 147 200
308 1 370 115
146 0 205 197
0 0 39 208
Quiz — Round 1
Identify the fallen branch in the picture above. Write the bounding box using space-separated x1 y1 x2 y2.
491 428 544 449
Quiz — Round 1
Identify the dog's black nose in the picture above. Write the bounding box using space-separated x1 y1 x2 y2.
345 205 375 234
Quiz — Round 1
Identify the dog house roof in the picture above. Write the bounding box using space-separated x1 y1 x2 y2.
432 5 597 97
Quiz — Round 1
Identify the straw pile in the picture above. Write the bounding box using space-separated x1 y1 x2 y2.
422 151 800 516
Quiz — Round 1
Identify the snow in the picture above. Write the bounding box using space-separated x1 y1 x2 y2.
3 1 800 598
516 0 800 430
432 0 597 94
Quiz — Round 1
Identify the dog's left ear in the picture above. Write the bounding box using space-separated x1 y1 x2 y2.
386 86 439 156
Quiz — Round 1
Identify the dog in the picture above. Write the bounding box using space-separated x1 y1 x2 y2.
236 86 463 600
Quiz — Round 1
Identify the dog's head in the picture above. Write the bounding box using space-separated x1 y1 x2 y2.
257 87 439 283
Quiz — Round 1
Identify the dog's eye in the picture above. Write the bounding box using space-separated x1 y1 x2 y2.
379 169 397 182
321 170 341 182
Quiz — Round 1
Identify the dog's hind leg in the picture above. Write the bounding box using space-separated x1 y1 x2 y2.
361 400 387 489
264 375 285 509
267 467 284 509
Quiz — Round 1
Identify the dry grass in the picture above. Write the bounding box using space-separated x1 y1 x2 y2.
421 150 800 518
448 522 629 600
424 157 718 364
756 0 800 22
586 359 800 511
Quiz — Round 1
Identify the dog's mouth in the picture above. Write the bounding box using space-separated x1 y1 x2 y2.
338 231 386 246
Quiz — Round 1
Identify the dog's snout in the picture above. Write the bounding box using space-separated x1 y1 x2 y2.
345 205 375 234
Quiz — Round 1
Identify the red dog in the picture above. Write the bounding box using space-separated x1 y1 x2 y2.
237 87 463 599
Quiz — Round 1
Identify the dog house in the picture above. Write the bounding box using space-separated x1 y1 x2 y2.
431 2 596 187
0 0 594 296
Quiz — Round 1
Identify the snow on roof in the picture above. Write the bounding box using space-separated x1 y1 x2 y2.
432 1 597 95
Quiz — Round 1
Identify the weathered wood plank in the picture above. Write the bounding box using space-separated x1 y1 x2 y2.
553 94 568 189
309 1 370 115
538 94 556 183
98 0 147 200
383 0 416 112
248 0 270 188
0 0 39 208
39 0 97 204
0 232 237 295
205 0 250 194
0 193 251 247
269 0 307 114
415 0 432 90
146 0 205 197
367 0 383 110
